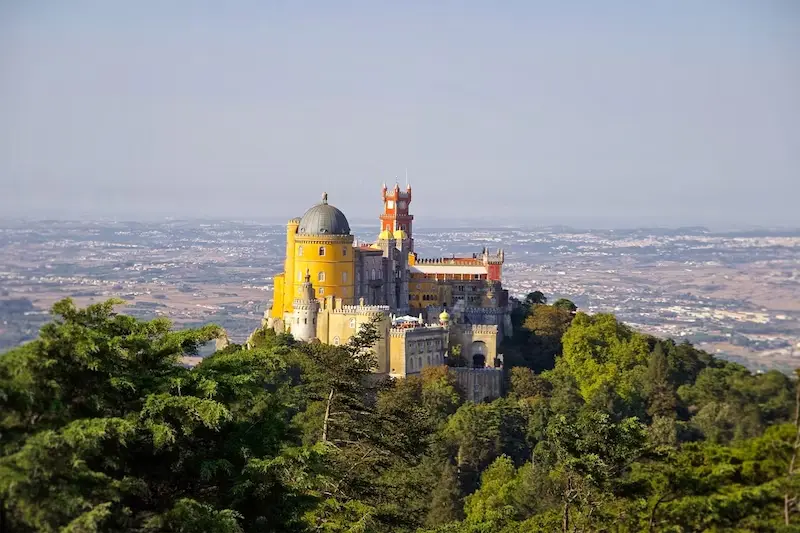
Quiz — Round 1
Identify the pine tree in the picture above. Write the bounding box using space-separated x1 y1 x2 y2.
425 461 464 527
646 343 676 418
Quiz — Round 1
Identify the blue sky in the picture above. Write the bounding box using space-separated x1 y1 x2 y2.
1 1 798 228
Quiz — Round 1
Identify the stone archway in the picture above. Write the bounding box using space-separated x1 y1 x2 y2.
471 340 487 368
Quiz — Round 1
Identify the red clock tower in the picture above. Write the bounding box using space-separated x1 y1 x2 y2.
380 183 414 251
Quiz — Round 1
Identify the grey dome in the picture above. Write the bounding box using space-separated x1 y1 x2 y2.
298 193 351 236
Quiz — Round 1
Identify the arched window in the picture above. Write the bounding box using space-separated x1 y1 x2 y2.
349 318 356 329
318 287 324 295
409 358 414 370
318 271 325 282
319 246 326 256
333 336 340 346
418 357 422 369
298 245 303 256
342 247 347 256
342 271 348 283
426 355 430 365
370 269 376 281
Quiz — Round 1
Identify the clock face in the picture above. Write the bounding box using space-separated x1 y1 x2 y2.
398 201 406 209
387 200 394 209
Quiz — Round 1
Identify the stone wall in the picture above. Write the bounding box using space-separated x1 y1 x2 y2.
449 367 503 403
448 324 501 368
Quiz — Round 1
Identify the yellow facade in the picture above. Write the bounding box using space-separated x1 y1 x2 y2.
389 335 406 376
388 326 448 378
274 218 300 318
270 273 285 319
293 235 355 304
315 301 391 373
408 277 447 310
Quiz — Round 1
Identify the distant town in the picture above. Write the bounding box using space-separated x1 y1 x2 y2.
1 219 798 372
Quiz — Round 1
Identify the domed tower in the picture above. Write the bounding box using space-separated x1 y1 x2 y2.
291 270 319 342
293 192 356 304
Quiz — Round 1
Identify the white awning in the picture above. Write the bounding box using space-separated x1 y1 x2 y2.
409 265 487 275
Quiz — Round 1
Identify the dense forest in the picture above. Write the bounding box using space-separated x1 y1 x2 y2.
2 294 800 532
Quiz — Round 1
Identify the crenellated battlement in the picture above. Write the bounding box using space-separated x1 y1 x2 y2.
459 324 499 335
429 305 506 316
414 247 504 266
331 304 390 315
390 325 445 338
415 257 483 265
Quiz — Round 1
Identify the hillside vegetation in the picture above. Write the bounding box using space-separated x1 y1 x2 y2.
1 296 800 532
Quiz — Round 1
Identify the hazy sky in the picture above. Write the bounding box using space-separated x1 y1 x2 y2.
1 1 798 228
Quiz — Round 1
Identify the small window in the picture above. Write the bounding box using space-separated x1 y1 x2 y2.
409 357 414 370
418 357 422 369
370 269 376 281
318 271 325 282
342 247 347 256
342 271 348 283
319 246 326 256
318 287 324 295
333 336 340 346
298 245 303 256
303 318 307 324
427 356 430 365
349 318 356 329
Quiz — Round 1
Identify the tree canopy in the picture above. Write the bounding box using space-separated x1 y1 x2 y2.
2 296 799 532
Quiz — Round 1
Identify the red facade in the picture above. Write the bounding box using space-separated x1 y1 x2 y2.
380 183 414 251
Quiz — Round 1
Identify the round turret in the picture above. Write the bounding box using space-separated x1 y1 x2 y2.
291 270 319 342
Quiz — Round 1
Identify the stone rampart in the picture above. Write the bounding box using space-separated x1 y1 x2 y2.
389 325 446 338
331 304 390 315
449 367 503 403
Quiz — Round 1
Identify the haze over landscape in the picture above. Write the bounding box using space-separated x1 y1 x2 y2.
1 1 798 228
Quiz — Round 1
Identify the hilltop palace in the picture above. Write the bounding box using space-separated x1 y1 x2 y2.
263 184 511 391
